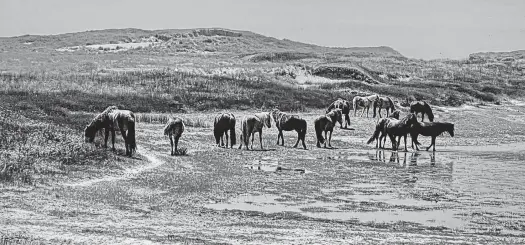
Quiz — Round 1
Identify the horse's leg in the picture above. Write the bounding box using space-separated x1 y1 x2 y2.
120 129 128 155
293 130 300 148
301 132 307 150
422 113 425 122
403 134 408 152
175 135 180 154
389 134 397 151
280 130 284 146
224 131 229 148
238 134 243 149
324 131 328 148
426 136 436 151
169 135 174 155
250 132 255 150
104 129 109 148
328 130 333 148
259 130 264 150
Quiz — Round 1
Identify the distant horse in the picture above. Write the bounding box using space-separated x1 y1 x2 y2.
164 117 185 155
411 122 454 151
84 106 137 156
373 96 396 118
383 113 418 151
214 113 236 148
353 94 379 117
410 101 434 122
326 98 351 128
270 109 307 149
314 109 343 148
238 112 272 150
366 110 400 148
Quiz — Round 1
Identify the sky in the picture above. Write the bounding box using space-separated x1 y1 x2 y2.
1 0 524 59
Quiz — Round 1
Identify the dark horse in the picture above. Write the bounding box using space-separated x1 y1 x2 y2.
84 106 137 156
270 109 308 149
326 98 351 129
384 113 418 151
366 110 400 148
214 113 236 148
411 122 454 151
164 117 185 155
314 109 343 148
373 96 395 118
410 101 434 122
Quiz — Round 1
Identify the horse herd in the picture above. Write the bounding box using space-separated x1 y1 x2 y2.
83 95 455 157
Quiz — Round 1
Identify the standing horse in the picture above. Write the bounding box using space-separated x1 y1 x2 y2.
326 98 351 129
383 113 418 151
238 112 271 150
373 96 396 118
164 117 185 155
314 109 343 148
84 106 137 156
410 101 434 122
270 109 308 149
214 113 236 148
353 94 379 118
366 110 400 148
411 122 454 151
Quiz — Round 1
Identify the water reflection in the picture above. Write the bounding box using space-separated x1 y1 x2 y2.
371 150 436 166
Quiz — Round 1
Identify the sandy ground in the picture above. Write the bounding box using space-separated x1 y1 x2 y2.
2 103 525 244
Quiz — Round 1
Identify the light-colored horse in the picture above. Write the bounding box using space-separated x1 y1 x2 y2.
353 94 379 118
164 117 185 155
238 112 272 150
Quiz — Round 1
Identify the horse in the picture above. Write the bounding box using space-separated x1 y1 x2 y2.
238 112 271 150
314 109 343 148
373 96 396 118
366 110 401 148
410 101 434 122
326 98 351 129
164 117 185 155
214 113 236 148
84 106 137 156
411 122 454 151
353 94 379 118
383 113 418 151
270 109 307 149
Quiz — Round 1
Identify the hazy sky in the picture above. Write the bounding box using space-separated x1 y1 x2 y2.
1 0 524 59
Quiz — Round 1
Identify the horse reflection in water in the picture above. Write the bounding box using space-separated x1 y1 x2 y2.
370 150 436 166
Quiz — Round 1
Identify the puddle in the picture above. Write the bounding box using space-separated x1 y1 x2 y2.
244 158 310 174
444 141 525 153
205 194 466 229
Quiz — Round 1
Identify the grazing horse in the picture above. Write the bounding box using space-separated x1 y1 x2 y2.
84 106 137 156
214 113 236 148
314 109 343 148
353 94 379 118
410 101 434 122
326 98 351 129
164 117 185 155
383 113 418 151
411 122 454 151
270 109 308 149
238 112 271 150
366 110 401 148
373 96 396 118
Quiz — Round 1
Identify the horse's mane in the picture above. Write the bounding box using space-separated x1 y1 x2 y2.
86 106 118 130
399 113 415 125
423 102 434 120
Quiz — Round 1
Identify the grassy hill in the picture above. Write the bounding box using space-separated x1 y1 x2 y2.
1 28 524 182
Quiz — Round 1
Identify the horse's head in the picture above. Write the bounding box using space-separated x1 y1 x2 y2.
406 113 419 126
391 110 401 119
264 112 272 128
329 109 343 125
448 123 455 137
84 124 97 143
270 109 279 123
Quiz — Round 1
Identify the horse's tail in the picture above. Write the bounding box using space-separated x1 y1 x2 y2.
213 125 222 145
372 99 379 118
128 118 137 153
230 118 237 146
344 113 351 125
314 118 325 144
241 118 249 146
163 119 172 136
367 119 385 144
